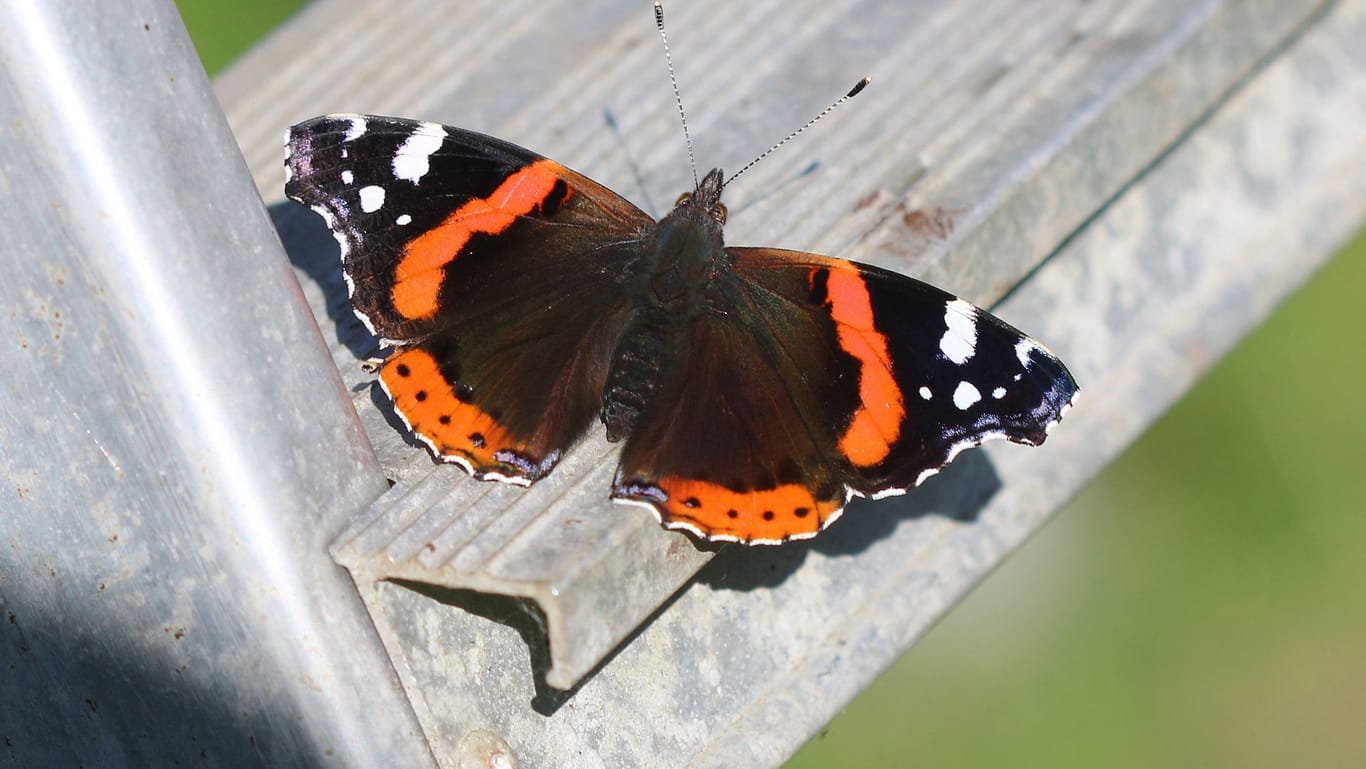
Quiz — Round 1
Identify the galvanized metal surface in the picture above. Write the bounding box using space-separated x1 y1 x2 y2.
217 0 1362 767
0 1 436 766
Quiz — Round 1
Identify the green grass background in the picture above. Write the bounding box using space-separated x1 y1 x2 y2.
182 3 1366 765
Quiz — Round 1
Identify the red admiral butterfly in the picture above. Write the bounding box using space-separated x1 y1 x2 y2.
285 47 1077 547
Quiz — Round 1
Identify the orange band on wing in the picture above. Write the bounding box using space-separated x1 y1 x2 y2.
641 477 842 543
823 263 904 467
380 347 529 473
392 160 567 320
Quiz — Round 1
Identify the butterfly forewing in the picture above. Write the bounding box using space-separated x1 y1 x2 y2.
286 114 653 482
728 248 1078 497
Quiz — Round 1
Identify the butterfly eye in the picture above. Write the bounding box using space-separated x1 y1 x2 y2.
675 192 692 207
711 202 728 224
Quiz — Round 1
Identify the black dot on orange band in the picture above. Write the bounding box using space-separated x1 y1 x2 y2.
683 497 701 509
414 390 427 402
762 510 775 521
469 432 485 448
395 363 411 377
438 415 451 425
794 507 810 518
726 509 739 519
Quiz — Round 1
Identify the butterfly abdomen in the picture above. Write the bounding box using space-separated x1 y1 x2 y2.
601 306 682 443
602 198 725 443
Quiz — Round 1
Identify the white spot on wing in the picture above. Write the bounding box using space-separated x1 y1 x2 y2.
359 185 385 213
940 299 978 364
919 386 932 400
953 381 981 410
393 122 447 183
395 213 412 226
1016 338 1040 368
992 386 1007 399
344 116 367 141
341 169 354 185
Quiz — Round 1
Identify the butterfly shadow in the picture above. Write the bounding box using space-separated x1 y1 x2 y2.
391 573 694 717
694 448 1001 592
366 381 435 453
269 201 383 361
389 581 565 710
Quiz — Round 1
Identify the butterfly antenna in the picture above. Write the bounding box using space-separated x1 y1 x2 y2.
655 1 698 187
724 76 871 189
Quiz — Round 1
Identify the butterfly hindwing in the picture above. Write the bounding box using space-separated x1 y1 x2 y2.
286 115 653 482
610 273 863 542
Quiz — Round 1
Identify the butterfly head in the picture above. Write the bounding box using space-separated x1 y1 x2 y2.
672 167 727 226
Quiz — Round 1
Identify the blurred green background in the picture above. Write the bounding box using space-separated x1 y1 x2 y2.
182 2 1365 765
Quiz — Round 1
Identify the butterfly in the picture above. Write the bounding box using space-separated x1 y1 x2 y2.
284 113 1077 545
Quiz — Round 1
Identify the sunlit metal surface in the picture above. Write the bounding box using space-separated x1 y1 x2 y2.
0 1 436 766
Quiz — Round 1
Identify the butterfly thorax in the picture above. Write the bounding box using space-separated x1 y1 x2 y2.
600 168 728 442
